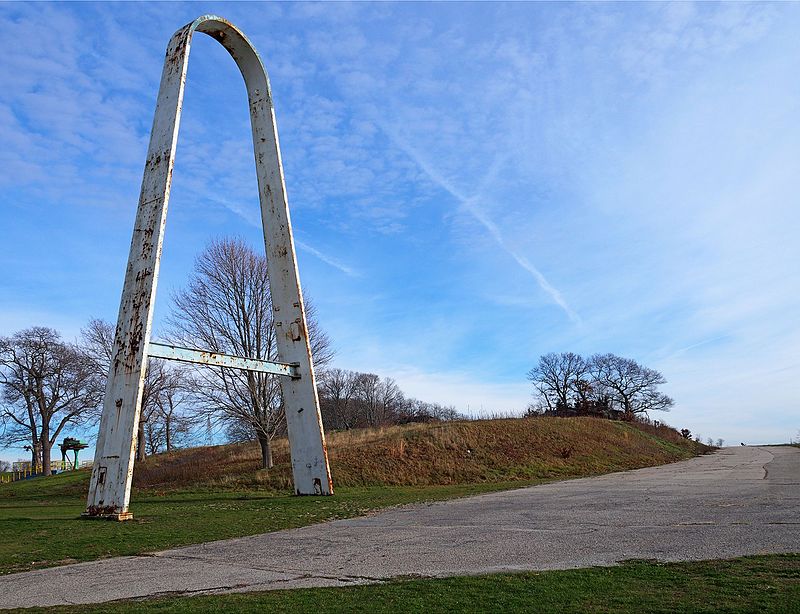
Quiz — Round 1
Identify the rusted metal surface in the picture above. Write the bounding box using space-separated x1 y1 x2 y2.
84 15 333 520
147 342 299 378
84 505 133 522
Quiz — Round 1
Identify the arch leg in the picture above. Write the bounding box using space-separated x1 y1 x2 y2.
84 17 332 519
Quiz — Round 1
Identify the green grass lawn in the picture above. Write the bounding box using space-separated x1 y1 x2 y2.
21 554 800 613
0 470 536 575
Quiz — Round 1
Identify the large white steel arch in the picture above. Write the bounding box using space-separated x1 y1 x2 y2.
85 15 333 520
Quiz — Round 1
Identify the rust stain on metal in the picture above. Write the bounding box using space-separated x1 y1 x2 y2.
82 505 133 521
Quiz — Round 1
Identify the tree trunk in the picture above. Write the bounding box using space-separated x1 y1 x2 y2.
41 440 51 476
136 420 146 461
30 442 40 474
622 397 634 421
165 414 172 452
39 417 51 475
623 405 635 421
258 435 273 469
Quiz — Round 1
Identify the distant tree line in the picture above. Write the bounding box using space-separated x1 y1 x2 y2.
526 352 674 421
680 429 724 447
318 368 462 431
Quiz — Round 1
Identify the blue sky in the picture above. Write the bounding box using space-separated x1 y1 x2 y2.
1 2 799 463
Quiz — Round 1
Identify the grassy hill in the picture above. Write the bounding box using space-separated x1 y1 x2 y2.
134 416 707 491
0 417 708 575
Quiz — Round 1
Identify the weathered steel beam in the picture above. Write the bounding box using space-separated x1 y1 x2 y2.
147 342 299 378
84 15 333 521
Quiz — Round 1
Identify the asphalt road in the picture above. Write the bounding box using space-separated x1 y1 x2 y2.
1 445 798 608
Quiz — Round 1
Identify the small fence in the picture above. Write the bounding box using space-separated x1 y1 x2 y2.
0 460 92 484
1 469 38 484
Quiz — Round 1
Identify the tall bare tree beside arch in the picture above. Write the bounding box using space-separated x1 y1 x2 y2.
168 238 333 468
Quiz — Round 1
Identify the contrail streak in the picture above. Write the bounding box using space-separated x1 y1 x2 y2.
296 240 360 278
212 197 359 277
383 125 579 323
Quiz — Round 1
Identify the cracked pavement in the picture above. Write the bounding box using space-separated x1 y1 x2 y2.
1 445 798 608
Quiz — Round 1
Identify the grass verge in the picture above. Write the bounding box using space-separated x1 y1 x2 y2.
20 554 800 613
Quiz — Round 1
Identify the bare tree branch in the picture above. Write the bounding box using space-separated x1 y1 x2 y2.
166 238 334 469
0 327 102 474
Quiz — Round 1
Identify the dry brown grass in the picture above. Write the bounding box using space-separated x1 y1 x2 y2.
132 417 709 492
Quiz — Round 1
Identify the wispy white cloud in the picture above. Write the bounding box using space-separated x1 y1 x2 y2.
204 200 360 278
660 335 732 362
295 240 360 278
381 123 580 323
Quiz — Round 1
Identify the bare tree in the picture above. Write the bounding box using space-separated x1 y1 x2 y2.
425 401 462 421
159 366 193 453
317 367 463 428
81 319 178 461
527 352 589 412
0 327 102 475
355 373 383 427
80 319 114 385
167 238 333 469
590 353 673 419
318 368 359 430
523 398 549 417
716 438 724 447
379 377 404 424
144 365 193 455
348 373 404 427
137 362 169 460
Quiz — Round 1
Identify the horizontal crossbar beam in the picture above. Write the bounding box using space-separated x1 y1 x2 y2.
147 342 299 378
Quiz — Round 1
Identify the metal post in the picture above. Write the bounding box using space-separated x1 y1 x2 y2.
84 15 332 520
